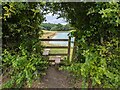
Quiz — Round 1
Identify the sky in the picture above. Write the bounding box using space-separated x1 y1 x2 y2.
43 13 68 25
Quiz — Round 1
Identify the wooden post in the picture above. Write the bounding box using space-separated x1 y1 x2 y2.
67 36 71 61
72 37 77 61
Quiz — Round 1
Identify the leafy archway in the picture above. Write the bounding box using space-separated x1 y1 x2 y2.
2 2 120 88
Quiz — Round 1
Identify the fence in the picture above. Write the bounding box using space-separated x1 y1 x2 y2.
40 37 71 61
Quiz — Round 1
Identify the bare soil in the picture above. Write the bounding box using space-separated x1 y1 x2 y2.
32 66 82 88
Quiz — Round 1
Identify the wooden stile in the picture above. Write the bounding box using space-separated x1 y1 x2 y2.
40 37 71 61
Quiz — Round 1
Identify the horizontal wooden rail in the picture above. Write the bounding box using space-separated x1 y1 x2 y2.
40 39 68 41
49 54 68 56
43 46 68 48
49 58 64 61
40 37 71 61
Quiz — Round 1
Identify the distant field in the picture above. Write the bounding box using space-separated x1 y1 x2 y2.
41 30 57 39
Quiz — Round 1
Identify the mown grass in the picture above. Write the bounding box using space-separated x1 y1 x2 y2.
49 47 73 61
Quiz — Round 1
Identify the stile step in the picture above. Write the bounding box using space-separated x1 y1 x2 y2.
42 49 50 55
49 56 63 64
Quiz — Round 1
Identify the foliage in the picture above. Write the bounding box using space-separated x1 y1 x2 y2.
40 23 74 31
2 49 48 88
40 23 56 30
2 2 45 50
50 2 120 88
2 2 48 88
61 40 120 88
2 2 120 88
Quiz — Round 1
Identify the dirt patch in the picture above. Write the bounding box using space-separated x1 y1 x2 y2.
32 66 76 88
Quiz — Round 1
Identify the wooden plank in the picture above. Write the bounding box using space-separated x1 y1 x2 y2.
43 46 68 48
67 36 71 61
49 57 56 60
44 46 68 48
49 54 68 56
49 59 64 61
42 49 50 55
55 56 61 64
40 39 68 41
49 57 64 61
43 50 49 55
49 59 55 62
72 37 77 61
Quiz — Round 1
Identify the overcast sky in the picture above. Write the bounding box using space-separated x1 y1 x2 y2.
43 13 68 25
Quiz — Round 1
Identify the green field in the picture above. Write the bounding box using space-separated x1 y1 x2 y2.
49 48 73 61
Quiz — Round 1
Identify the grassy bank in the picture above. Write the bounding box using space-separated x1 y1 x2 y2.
41 30 57 39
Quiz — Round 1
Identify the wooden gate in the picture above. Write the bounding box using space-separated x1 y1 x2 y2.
40 36 71 61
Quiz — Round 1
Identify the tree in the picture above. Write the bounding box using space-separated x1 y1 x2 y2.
2 2 48 88
40 23 56 30
50 25 58 31
63 24 74 30
47 2 120 88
